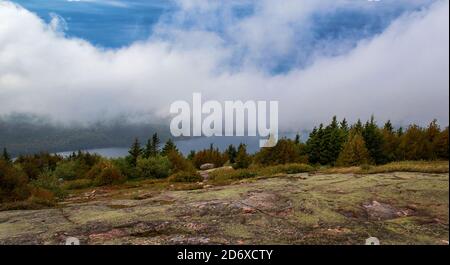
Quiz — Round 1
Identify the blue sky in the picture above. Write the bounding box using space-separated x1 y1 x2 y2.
11 0 173 47
0 0 448 128
9 0 433 72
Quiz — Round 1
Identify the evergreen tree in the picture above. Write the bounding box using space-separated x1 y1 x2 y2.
225 144 237 164
306 125 323 164
127 138 142 167
426 119 441 159
161 139 178 156
384 120 394 133
294 133 301 145
434 127 449 159
234 143 252 169
187 150 196 161
362 116 385 164
336 131 371 166
340 118 349 132
381 122 400 162
144 133 161 158
1 148 11 163
397 125 429 160
353 119 363 133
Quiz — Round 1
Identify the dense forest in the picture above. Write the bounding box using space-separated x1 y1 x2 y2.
0 116 448 209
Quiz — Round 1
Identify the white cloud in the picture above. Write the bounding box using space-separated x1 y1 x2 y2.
0 0 448 130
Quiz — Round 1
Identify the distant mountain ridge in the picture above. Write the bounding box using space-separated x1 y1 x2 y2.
0 114 171 156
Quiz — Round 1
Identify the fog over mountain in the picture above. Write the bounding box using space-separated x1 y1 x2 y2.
0 0 448 132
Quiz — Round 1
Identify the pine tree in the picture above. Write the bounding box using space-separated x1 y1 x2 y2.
1 148 11 163
294 133 300 145
362 116 385 164
127 138 142 167
426 119 441 159
225 144 237 163
187 150 196 161
234 143 251 169
340 118 349 132
434 127 449 159
161 139 178 156
144 133 161 158
381 121 400 162
384 120 394 133
353 119 363 133
336 131 371 166
397 125 429 160
306 126 322 164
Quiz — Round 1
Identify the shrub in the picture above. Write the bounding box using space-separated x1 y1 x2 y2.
61 179 93 190
167 151 195 173
136 156 171 179
53 161 79 180
86 161 126 186
209 168 258 181
31 170 66 199
111 157 139 179
192 147 227 169
168 170 203 183
0 160 30 203
233 144 252 169
265 163 314 175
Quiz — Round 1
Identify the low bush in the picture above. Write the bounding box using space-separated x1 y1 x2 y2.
61 178 93 190
86 161 126 186
168 170 203 183
0 160 30 203
111 157 139 179
30 170 66 198
53 161 79 180
262 163 314 175
136 156 171 179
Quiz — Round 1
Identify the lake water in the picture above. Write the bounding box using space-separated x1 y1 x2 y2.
57 133 303 158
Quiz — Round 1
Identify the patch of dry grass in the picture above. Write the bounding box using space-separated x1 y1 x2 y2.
318 161 449 174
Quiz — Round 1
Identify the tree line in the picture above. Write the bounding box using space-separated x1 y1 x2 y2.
0 116 448 207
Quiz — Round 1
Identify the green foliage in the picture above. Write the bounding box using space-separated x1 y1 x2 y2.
53 161 79 180
15 152 62 180
209 168 258 182
0 160 30 202
167 151 195 173
86 161 126 186
336 131 371 166
30 170 66 199
127 138 142 167
61 179 93 190
168 170 203 183
362 116 385 164
111 157 139 179
434 127 449 159
161 139 178 156
192 144 227 169
397 125 430 160
305 116 347 165
225 144 237 163
1 147 11 163
144 133 161 158
187 150 196 161
256 138 307 166
136 156 171 179
264 163 314 174
234 143 252 169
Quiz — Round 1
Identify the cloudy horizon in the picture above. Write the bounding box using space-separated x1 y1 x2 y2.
0 0 448 131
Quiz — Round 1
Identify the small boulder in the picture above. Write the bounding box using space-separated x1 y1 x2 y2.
200 163 215 170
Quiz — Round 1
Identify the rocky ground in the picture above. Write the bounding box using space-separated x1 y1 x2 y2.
0 172 448 245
